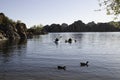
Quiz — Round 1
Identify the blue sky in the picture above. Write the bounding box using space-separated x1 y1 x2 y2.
0 0 115 27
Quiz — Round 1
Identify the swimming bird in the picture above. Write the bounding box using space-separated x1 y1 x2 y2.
80 61 89 67
68 38 72 43
55 38 59 42
74 40 77 42
57 66 66 70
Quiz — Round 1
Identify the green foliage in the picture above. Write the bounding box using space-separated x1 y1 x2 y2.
99 0 120 18
0 13 16 26
109 21 120 28
17 20 22 23
28 24 43 35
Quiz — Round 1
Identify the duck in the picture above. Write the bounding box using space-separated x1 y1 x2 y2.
68 38 72 43
55 38 59 42
80 61 89 67
57 66 66 70
65 40 68 43
74 40 77 42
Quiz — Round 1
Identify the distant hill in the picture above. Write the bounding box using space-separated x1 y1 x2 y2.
43 20 120 32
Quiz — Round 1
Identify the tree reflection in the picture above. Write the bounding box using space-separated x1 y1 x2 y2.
0 39 27 63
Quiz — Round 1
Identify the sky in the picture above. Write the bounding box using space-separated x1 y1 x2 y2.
0 0 116 27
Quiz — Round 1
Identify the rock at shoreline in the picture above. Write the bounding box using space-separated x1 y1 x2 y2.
16 23 27 39
0 13 28 40
0 30 7 41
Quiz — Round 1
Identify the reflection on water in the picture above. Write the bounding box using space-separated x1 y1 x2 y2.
0 39 27 63
0 32 120 80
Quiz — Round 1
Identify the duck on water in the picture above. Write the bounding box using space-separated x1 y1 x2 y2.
57 66 66 70
80 61 89 67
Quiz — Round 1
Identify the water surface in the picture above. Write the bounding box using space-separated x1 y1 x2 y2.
0 32 120 80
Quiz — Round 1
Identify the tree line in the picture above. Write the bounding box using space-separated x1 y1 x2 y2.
43 20 120 32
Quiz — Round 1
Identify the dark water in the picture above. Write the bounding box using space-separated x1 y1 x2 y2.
0 32 120 80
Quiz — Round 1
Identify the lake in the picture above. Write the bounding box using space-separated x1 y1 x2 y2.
0 32 120 80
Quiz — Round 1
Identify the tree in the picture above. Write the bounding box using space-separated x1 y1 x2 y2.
99 0 120 19
28 24 44 35
17 20 22 23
